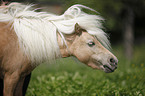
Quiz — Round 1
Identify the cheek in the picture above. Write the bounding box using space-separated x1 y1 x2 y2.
71 46 93 64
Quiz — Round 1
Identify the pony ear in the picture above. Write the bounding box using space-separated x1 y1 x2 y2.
75 23 86 36
64 23 86 42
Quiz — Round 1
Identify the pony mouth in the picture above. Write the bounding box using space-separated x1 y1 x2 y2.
103 65 114 73
95 60 117 73
88 60 117 73
101 64 117 73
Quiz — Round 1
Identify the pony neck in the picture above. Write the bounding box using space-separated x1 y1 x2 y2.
57 33 72 58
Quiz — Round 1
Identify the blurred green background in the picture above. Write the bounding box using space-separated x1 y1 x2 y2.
1 0 145 95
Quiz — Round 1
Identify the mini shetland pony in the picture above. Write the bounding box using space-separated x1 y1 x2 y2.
0 2 118 96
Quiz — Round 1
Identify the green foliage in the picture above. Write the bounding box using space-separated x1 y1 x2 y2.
26 45 145 96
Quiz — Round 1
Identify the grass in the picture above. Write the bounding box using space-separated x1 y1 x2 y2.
26 45 145 96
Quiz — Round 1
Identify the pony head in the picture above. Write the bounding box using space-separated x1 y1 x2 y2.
59 23 118 73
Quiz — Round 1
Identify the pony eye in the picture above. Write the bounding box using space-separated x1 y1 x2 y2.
88 42 95 47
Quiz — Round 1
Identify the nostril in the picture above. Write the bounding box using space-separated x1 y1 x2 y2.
110 58 115 63
109 58 118 66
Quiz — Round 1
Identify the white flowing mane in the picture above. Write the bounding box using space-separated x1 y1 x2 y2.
0 3 110 64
